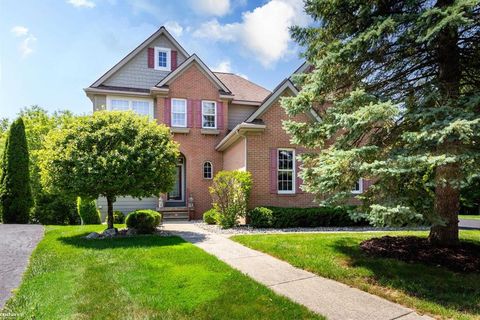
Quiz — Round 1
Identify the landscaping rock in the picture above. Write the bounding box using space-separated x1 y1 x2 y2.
102 228 118 238
126 228 137 236
86 232 101 239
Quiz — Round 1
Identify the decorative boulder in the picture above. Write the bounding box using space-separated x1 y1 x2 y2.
86 232 100 239
103 228 118 237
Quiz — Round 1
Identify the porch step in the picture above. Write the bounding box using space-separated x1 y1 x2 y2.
161 207 191 220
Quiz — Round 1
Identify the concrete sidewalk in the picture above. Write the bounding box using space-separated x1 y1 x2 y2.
163 222 432 320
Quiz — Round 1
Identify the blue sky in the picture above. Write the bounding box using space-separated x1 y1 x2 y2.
0 0 310 120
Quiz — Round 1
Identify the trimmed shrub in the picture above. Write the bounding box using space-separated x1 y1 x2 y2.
203 208 218 225
32 193 80 225
76 197 101 225
126 209 161 234
0 118 33 223
248 207 273 228
106 210 125 225
209 170 252 229
251 206 368 228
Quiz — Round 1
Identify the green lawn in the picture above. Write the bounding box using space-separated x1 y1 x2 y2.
459 215 480 220
232 231 480 320
3 225 322 320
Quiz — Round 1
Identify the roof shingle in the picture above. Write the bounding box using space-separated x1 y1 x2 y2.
214 72 271 103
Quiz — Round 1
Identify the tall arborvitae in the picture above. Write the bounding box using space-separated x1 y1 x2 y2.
0 118 33 223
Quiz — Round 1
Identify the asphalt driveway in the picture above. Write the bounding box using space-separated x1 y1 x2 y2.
0 224 44 310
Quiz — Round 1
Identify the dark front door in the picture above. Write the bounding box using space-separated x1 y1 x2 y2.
167 156 185 206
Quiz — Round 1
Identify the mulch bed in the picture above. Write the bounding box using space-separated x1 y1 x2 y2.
360 236 480 273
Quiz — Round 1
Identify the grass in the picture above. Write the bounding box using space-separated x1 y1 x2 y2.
232 231 480 320
3 225 323 320
459 215 480 220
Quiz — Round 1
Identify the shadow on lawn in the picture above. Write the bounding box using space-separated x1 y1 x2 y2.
331 238 480 316
58 233 199 250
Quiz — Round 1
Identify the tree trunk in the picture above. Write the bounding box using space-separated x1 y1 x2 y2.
106 195 114 229
429 0 461 245
429 163 460 245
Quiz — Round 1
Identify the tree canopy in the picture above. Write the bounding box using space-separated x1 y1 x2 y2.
39 111 179 228
283 0 480 245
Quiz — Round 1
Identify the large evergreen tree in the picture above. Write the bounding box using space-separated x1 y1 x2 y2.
283 0 479 245
0 118 33 223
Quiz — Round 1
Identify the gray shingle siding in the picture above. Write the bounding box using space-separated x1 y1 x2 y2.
102 35 187 89
228 104 258 129
96 196 158 221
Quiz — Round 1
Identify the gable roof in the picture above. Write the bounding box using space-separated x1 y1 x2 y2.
245 79 299 122
154 54 231 94
214 72 270 104
90 26 189 88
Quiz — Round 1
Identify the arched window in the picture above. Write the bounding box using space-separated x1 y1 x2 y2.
203 161 213 179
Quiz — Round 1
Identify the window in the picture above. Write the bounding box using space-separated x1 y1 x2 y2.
154 47 171 71
107 97 153 117
278 149 295 194
171 99 187 127
202 101 216 129
203 161 213 179
352 178 363 194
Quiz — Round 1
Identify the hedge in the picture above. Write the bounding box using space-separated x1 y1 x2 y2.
126 209 161 234
248 206 368 228
76 197 101 225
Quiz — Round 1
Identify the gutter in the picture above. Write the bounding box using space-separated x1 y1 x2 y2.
215 122 266 151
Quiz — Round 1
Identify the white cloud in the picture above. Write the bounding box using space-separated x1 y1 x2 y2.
193 0 310 67
19 34 37 58
191 0 230 17
212 60 231 72
211 60 249 79
164 21 183 37
67 0 96 8
10 26 37 58
11 26 29 37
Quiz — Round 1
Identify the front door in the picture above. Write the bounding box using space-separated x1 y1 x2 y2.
167 156 185 206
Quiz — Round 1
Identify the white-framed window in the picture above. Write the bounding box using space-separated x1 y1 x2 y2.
107 96 154 118
278 149 295 194
154 47 171 71
202 101 217 129
352 178 363 194
203 161 213 179
171 98 187 127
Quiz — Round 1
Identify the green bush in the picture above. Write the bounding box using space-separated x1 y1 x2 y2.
126 209 161 234
203 208 218 224
76 197 101 225
248 207 274 228
106 210 125 225
32 193 80 225
0 118 33 223
251 206 368 228
209 170 252 229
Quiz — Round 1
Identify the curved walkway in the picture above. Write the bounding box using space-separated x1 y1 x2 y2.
164 222 432 320
0 224 44 309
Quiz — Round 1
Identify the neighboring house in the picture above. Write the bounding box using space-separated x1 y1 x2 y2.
85 27 366 220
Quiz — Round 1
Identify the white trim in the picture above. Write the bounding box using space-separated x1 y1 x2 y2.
351 178 363 194
244 136 247 170
90 26 189 87
201 100 217 129
106 95 154 118
154 47 171 71
277 148 296 194
171 98 187 128
85 87 151 97
155 54 231 93
246 80 299 122
215 122 266 151
203 161 213 179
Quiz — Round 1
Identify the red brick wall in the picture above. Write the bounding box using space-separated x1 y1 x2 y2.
154 63 229 218
246 92 319 208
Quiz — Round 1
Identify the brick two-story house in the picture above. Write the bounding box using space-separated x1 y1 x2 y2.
85 27 365 220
